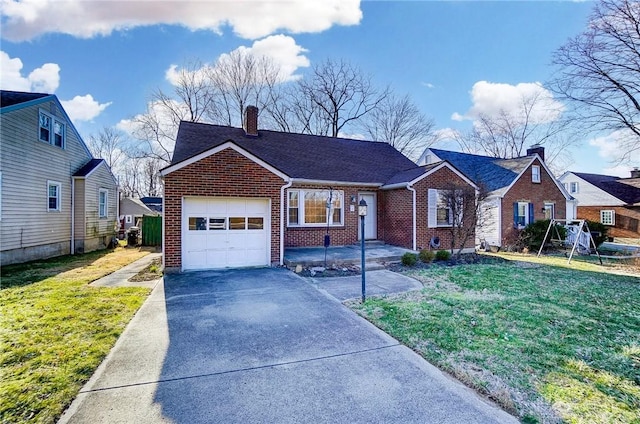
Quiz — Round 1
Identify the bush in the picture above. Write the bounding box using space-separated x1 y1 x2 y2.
401 252 418 266
435 250 451 261
419 249 435 263
520 220 567 251
585 220 608 247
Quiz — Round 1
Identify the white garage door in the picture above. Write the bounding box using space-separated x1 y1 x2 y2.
183 197 270 270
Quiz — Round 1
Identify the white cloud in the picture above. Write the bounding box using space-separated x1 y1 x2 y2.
1 0 362 41
0 50 60 92
432 127 460 142
453 81 564 125
61 94 111 122
588 129 640 165
421 82 434 89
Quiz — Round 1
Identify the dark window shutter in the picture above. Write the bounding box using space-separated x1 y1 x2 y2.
513 202 519 228
528 203 535 225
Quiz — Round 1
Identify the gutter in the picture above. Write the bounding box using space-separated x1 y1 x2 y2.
71 177 75 254
407 184 417 251
290 178 380 188
280 179 293 265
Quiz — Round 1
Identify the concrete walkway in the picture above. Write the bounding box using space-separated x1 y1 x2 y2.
308 269 423 301
60 268 517 424
285 243 414 268
89 252 162 289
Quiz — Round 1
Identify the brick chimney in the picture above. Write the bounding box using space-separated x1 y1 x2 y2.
526 144 545 161
243 105 258 136
631 167 640 178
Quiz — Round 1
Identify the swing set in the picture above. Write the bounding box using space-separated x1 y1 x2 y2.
536 219 603 264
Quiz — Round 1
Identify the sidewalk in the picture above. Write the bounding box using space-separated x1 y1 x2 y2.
89 252 162 289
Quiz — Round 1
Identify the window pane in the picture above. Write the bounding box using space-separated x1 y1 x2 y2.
229 217 246 230
40 113 51 142
54 122 64 147
49 185 57 197
189 217 207 230
248 217 264 230
304 191 327 224
332 208 342 224
288 208 298 225
437 207 450 225
49 197 58 210
209 218 226 230
288 191 298 207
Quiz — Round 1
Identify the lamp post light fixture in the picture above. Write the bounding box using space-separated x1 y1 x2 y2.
358 198 367 303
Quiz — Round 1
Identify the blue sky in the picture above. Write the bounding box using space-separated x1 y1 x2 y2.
2 0 636 176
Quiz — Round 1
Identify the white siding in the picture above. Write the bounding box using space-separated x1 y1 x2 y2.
558 173 624 206
477 197 501 246
1 100 92 254
81 163 118 251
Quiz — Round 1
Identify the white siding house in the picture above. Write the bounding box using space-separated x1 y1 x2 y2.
1 90 119 264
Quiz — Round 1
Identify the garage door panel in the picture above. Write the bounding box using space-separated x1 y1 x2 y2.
183 197 270 270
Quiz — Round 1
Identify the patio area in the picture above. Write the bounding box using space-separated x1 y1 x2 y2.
284 242 415 268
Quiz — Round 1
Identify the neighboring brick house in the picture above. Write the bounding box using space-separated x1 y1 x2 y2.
160 106 477 271
418 145 571 248
1 90 119 265
558 170 640 239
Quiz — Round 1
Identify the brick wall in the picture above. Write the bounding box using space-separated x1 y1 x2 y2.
164 148 285 269
577 206 640 238
501 159 567 245
284 184 380 247
380 166 477 251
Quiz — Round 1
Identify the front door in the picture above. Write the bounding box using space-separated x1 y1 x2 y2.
358 193 377 240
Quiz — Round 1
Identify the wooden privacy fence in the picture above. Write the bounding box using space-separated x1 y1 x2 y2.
142 215 162 246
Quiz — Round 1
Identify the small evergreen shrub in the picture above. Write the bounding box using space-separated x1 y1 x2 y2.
401 252 418 266
419 249 435 263
520 220 567 251
435 250 451 261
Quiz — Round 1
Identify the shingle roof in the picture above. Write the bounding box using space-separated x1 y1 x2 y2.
384 162 443 185
171 121 419 184
1 90 50 108
574 172 640 205
429 148 533 193
73 159 105 177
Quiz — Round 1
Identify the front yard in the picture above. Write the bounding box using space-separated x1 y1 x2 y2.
0 247 152 423
351 255 640 423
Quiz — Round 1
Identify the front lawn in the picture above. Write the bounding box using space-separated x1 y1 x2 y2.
351 259 640 423
0 247 152 423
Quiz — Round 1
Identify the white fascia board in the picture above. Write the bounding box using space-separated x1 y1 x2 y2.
503 154 572 200
381 161 479 190
291 178 380 187
160 141 290 180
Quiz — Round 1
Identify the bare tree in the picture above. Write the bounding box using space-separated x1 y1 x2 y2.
292 59 389 137
550 0 640 162
86 126 129 170
360 93 436 160
455 90 576 172
438 184 489 258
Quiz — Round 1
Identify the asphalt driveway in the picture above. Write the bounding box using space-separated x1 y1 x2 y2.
59 268 516 423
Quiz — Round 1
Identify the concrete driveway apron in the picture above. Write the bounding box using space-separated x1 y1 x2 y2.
59 268 517 424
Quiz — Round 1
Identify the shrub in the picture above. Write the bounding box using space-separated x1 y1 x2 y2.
520 220 567 251
435 250 451 261
585 220 608 247
401 252 418 266
419 249 435 263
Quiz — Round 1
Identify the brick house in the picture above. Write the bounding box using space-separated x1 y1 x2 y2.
558 170 640 239
160 107 477 271
418 146 572 248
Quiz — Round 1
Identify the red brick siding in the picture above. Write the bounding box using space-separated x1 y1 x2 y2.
501 159 566 245
163 148 285 269
577 206 640 238
284 185 380 247
380 167 477 251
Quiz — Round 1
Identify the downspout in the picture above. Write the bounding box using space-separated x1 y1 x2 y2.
407 184 417 251
71 177 75 255
280 179 293 265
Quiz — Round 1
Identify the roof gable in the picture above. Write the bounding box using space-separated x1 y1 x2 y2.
73 159 118 185
573 172 640 205
0 90 51 109
169 121 418 185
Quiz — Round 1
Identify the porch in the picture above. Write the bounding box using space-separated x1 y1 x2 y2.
283 241 415 269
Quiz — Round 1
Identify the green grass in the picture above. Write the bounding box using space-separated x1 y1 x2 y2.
351 260 640 423
0 248 151 423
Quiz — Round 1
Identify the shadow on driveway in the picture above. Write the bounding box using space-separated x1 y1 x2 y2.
59 268 516 423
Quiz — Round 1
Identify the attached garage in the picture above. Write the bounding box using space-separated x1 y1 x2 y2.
182 197 271 270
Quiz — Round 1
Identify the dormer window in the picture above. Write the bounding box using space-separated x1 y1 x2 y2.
39 111 65 148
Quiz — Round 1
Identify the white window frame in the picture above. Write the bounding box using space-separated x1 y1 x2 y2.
543 202 555 220
99 189 108 218
569 182 579 194
125 215 133 224
532 165 541 183
47 181 62 212
39 110 65 148
600 210 615 226
514 201 531 228
428 189 461 228
287 189 344 227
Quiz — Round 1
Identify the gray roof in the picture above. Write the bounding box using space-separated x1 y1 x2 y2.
574 172 640 205
429 148 533 193
384 162 443 185
1 90 50 108
171 121 419 185
73 159 105 177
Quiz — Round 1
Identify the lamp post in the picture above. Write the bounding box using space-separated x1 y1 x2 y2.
358 198 367 303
